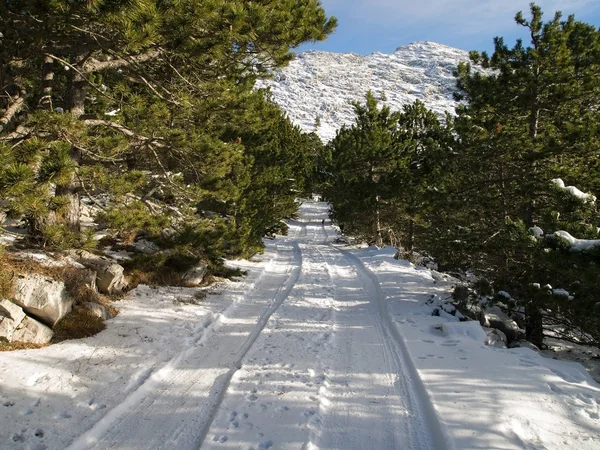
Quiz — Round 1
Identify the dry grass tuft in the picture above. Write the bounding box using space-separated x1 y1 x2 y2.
0 338 48 352
52 307 106 343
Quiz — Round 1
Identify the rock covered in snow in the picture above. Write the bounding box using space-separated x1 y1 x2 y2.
257 42 471 143
183 263 208 286
435 320 487 343
483 327 507 348
66 250 127 294
484 306 525 344
11 273 73 327
508 340 540 352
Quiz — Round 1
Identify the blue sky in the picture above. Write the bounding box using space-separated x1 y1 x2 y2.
300 1 600 54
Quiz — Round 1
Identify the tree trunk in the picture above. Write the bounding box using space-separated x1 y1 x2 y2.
526 302 544 348
375 193 383 247
66 69 86 118
408 218 414 251
39 55 54 110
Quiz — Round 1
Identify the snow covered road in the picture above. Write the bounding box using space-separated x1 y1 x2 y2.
1 201 599 450
69 203 446 449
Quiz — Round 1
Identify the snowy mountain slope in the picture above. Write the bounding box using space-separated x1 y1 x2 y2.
256 41 469 142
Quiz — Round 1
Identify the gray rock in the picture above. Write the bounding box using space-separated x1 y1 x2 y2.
133 239 159 254
12 316 53 344
485 306 525 344
66 250 127 294
83 302 113 320
183 264 208 286
12 274 72 327
0 300 26 341
483 327 507 348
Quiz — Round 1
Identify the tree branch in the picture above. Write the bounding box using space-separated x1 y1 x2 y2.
0 96 25 132
82 49 161 74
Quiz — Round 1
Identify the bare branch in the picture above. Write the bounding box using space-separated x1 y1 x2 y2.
0 96 25 132
82 49 161 74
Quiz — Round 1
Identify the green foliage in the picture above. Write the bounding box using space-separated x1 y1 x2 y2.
1 0 335 267
325 93 453 249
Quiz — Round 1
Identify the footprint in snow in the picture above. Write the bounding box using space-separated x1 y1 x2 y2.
518 358 538 368
3 400 15 407
55 411 72 419
212 435 228 443
440 340 460 347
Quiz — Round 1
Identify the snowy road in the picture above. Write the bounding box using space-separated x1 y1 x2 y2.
68 202 448 449
2 201 599 450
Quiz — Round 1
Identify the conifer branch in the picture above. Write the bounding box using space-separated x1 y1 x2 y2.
82 119 167 148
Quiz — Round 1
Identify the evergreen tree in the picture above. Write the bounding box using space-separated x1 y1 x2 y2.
325 91 401 246
0 1 336 265
450 3 600 346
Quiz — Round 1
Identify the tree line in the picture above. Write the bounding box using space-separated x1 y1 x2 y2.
323 4 600 347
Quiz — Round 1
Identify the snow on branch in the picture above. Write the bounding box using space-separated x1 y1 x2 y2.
551 178 597 203
554 230 600 252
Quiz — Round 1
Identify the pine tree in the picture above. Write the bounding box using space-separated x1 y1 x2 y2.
326 91 401 246
450 3 600 346
0 1 336 264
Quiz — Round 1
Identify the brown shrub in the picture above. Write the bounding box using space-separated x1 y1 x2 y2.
52 307 105 343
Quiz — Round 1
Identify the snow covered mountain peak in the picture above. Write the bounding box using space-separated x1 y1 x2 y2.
257 42 470 142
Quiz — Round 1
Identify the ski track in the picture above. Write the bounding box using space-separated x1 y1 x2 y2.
65 202 445 450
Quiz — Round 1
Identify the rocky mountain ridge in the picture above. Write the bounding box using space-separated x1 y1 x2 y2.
257 41 470 142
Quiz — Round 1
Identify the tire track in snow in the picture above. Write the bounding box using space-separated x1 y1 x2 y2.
194 240 303 448
67 239 303 450
340 249 454 450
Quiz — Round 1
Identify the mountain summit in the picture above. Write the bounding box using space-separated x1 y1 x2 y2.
257 42 469 142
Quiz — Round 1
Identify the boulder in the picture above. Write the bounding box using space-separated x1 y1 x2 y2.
0 300 26 341
12 274 72 327
183 263 208 286
66 250 127 294
483 327 507 348
12 316 53 344
82 302 113 321
485 306 525 344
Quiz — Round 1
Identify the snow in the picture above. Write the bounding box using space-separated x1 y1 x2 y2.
0 201 599 449
529 226 544 237
257 42 471 142
552 178 597 203
555 230 600 252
